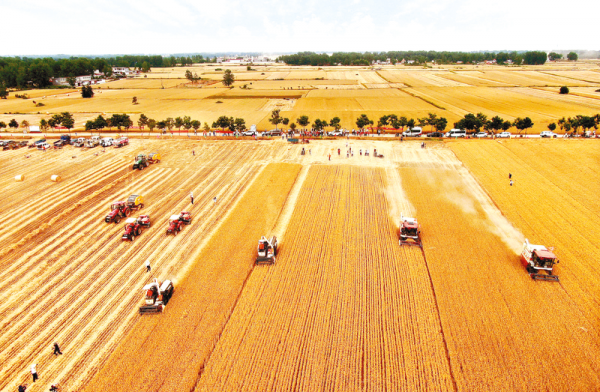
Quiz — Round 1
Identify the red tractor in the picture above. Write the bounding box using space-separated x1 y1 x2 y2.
166 212 192 236
105 201 131 223
122 215 151 241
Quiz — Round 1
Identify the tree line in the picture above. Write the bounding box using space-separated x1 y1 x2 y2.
277 51 554 66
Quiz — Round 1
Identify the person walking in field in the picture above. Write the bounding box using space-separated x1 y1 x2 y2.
509 173 512 179
338 148 340 155
213 196 217 204
31 364 38 382
328 154 331 161
145 260 151 273
192 150 195 156
510 180 513 186
18 384 27 392
190 192 194 205
52 342 62 355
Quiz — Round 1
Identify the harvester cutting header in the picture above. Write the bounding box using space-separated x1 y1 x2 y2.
139 278 174 314
256 236 278 264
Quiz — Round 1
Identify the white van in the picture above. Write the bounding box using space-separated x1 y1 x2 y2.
402 127 422 137
445 129 467 138
101 137 114 147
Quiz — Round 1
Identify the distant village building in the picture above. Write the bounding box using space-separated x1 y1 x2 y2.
50 75 101 87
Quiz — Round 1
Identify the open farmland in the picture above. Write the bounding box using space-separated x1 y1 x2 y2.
0 137 599 392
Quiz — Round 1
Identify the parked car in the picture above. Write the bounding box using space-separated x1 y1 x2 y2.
474 131 489 138
497 132 512 138
540 131 558 138
37 142 52 150
101 137 114 147
444 129 467 138
242 130 257 136
402 127 423 137
327 130 344 136
114 137 129 147
426 132 444 138
73 138 86 147
3 140 17 150
269 129 283 136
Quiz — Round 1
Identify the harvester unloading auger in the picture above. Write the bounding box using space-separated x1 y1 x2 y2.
139 278 174 314
399 213 422 248
256 236 278 264
521 239 560 282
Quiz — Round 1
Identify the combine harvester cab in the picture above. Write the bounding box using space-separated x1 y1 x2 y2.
127 194 144 211
139 278 174 314
256 236 278 265
137 214 151 228
399 213 422 248
122 217 144 241
105 201 130 223
166 215 183 235
148 152 161 164
132 154 149 170
521 239 560 281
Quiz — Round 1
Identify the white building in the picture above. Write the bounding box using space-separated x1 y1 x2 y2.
51 75 93 87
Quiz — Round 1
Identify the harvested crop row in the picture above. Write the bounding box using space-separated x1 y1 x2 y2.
195 165 454 391
85 163 302 392
400 165 600 391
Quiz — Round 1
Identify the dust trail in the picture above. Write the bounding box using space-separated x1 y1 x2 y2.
272 165 310 241
385 167 415 228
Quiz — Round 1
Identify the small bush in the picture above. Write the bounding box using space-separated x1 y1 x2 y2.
559 86 569 94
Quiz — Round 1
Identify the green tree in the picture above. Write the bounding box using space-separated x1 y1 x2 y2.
94 115 108 130
567 52 578 61
434 117 448 132
191 120 201 132
203 122 211 133
185 70 193 83
234 118 247 132
559 86 569 94
548 52 563 61
487 115 505 133
548 123 557 131
165 117 174 132
282 118 290 126
290 123 297 132
21 120 30 130
138 114 149 130
502 121 512 131
174 117 184 131
406 118 416 130
269 109 283 130
330 117 341 130
67 77 76 87
81 85 94 98
147 119 157 132
0 85 8 99
108 113 131 130
39 119 49 132
513 117 534 134
183 116 192 132
313 119 328 131
356 114 373 130
214 115 232 131
0 121 6 131
132 96 138 105
522 51 547 65
103 65 113 77
222 69 235 87
85 120 96 131
455 113 484 133
297 115 310 130
141 61 150 73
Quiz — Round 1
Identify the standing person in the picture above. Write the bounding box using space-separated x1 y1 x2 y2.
309 149 311 155
145 260 151 273
18 384 27 392
190 192 194 205
509 173 512 179
510 180 513 186
192 150 195 156
213 196 217 204
31 364 38 383
49 385 59 392
360 149 362 156
53 342 62 355
338 148 340 156
328 154 331 161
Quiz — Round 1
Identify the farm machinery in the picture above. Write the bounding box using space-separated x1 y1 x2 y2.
166 212 192 235
521 239 560 281
126 194 144 211
399 213 422 248
133 154 149 170
105 201 131 223
122 215 150 241
148 152 161 164
114 137 129 148
139 278 174 314
256 236 278 264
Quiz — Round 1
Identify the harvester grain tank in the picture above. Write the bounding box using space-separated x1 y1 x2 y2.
521 239 559 281
139 278 174 314
399 213 422 248
256 236 278 264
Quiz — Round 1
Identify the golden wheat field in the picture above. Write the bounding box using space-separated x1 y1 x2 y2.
1 136 598 392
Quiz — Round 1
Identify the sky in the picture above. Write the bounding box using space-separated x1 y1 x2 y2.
1 0 598 56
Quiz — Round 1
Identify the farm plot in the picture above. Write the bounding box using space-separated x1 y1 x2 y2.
436 72 510 87
378 71 468 87
448 140 600 323
475 70 596 87
542 70 600 84
195 165 455 391
0 140 292 392
95 78 185 89
400 164 600 391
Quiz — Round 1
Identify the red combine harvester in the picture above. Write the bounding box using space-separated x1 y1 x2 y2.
122 215 151 241
166 212 192 235
139 278 174 314
399 213 422 248
105 201 131 223
256 236 278 264
521 239 560 281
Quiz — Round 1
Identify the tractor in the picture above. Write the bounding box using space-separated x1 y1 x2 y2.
133 154 149 170
122 215 150 241
105 201 131 223
399 213 422 248
521 239 560 281
114 137 129 148
256 236 278 264
139 278 174 314
148 152 161 164
126 194 144 211
166 212 192 236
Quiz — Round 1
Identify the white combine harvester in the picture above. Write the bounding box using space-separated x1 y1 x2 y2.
139 278 174 314
256 236 278 265
399 213 422 248
520 239 559 281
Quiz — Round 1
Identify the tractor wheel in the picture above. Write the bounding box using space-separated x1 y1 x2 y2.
131 235 135 242
137 228 142 236
115 216 121 224
125 209 131 217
